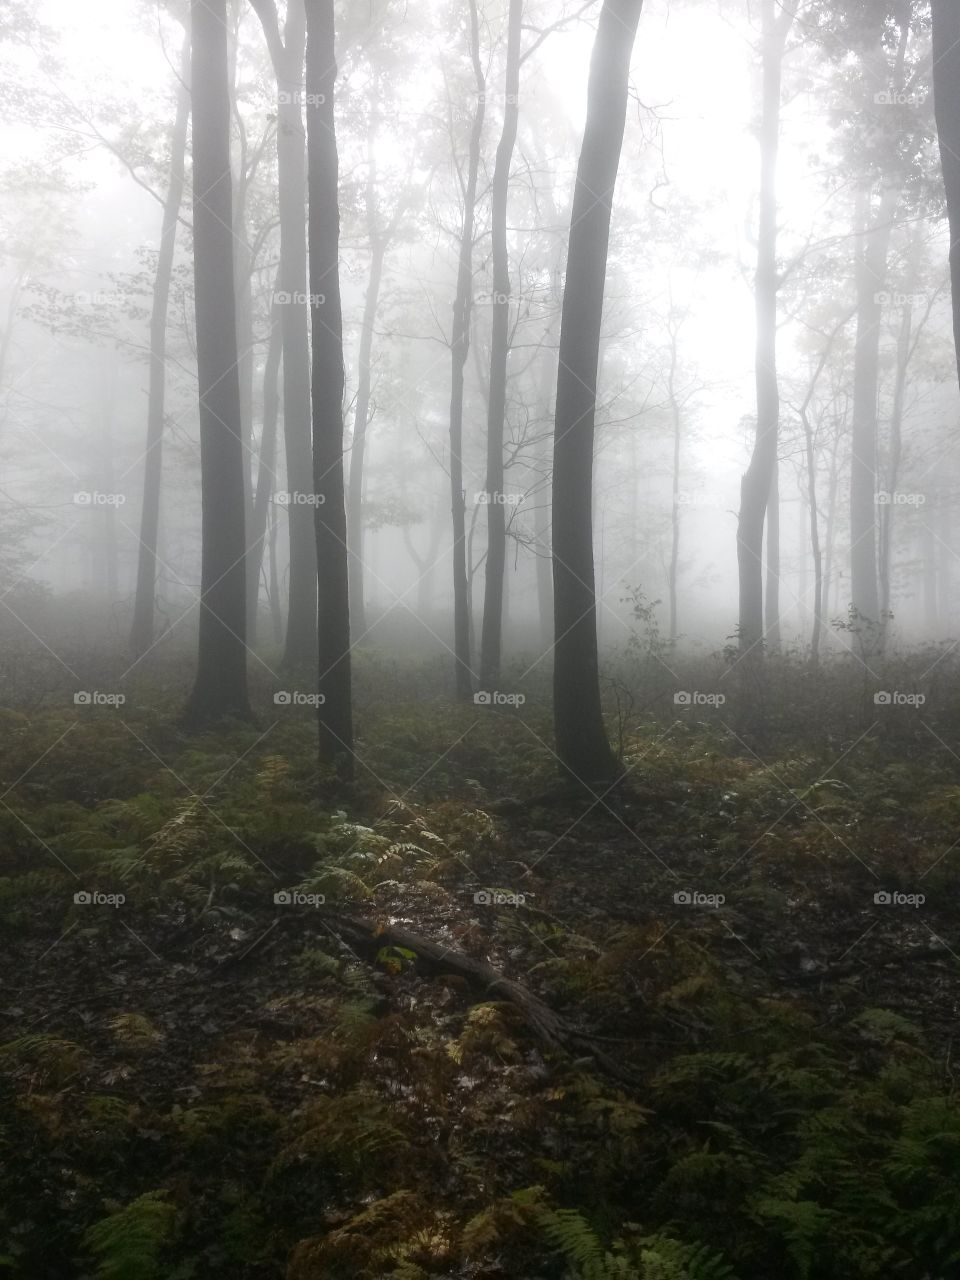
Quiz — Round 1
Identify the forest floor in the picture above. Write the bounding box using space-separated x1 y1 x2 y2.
2 656 960 1278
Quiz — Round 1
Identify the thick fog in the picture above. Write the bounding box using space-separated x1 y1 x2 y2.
2 0 954 680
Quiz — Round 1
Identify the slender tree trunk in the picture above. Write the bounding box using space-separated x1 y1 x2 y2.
666 324 681 644
347 120 387 638
479 0 523 689
932 0 960 386
823 429 841 627
448 0 485 700
305 0 353 777
268 500 283 645
849 183 896 632
849 23 907 635
131 23 190 661
878 292 912 648
100 357 119 601
736 0 792 655
248 294 283 646
552 0 642 787
765 461 780 648
533 419 553 655
251 0 318 668
801 404 823 668
184 0 251 723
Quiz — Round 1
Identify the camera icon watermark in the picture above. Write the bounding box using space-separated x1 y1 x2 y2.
278 90 326 107
473 690 526 707
875 490 925 506
73 290 123 307
275 490 325 506
673 889 725 907
74 890 125 907
474 490 522 505
74 691 125 708
473 888 525 907
674 691 726 707
273 291 326 306
874 691 925 707
273 690 326 706
873 89 926 107
73 491 126 507
274 889 325 906
873 890 924 907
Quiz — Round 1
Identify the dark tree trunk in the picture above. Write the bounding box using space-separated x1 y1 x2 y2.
131 23 190 662
184 0 251 724
251 0 318 668
737 0 792 656
552 0 642 787
448 0 485 700
932 0 960 386
305 0 353 778
479 0 523 690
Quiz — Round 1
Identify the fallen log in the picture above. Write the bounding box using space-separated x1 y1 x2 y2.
324 912 639 1086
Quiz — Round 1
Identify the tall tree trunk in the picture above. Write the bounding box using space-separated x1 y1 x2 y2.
347 115 387 639
248 293 283 647
736 0 792 656
765 461 780 648
305 0 353 778
184 0 252 723
849 183 896 633
800 393 824 669
534 378 554 654
666 321 682 644
479 0 523 690
932 0 960 386
99 357 119 601
849 22 907 636
131 23 190 661
552 0 642 787
268 499 283 646
448 0 485 700
878 292 912 648
251 0 318 668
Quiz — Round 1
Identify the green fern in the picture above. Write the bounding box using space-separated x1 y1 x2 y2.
82 1190 176 1280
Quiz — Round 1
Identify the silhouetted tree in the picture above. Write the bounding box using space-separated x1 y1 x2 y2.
250 0 318 667
932 0 960 385
552 0 642 786
131 19 190 662
184 0 251 724
479 0 523 690
305 0 353 777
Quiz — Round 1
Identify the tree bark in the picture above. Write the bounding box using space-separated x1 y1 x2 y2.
479 0 523 690
305 0 354 779
552 0 642 787
251 0 318 668
849 22 907 638
184 0 252 724
849 183 896 633
448 0 486 701
932 0 960 386
248 292 283 648
736 0 792 656
131 23 190 662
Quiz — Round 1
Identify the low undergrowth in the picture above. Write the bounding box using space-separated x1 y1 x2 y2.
1 652 959 1277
